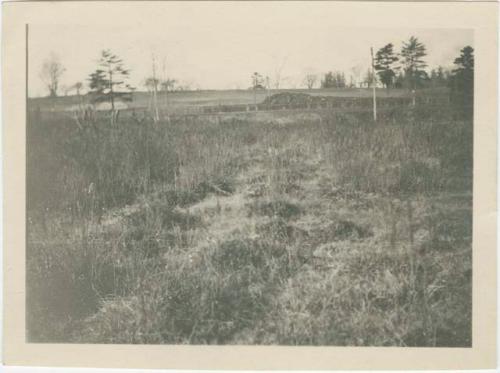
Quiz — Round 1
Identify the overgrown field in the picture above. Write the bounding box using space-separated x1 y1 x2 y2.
27 103 472 346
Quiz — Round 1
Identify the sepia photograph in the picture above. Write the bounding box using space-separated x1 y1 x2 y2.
2 1 498 370
26 22 474 346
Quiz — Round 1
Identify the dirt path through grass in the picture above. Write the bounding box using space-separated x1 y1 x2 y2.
70 120 472 346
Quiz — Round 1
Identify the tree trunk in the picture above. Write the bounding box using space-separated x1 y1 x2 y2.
109 69 115 112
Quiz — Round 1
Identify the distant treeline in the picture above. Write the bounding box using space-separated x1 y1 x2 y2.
38 36 473 117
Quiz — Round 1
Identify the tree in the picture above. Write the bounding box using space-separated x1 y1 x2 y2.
304 74 317 89
251 72 264 105
394 71 405 88
450 46 474 116
88 49 134 110
321 71 346 88
350 65 363 87
321 72 334 88
429 66 450 88
144 77 160 93
348 75 356 88
264 76 272 99
374 43 398 88
363 69 375 88
251 72 264 89
335 72 346 88
144 76 161 119
74 82 83 96
272 55 289 89
160 78 177 92
264 76 271 90
39 53 65 97
400 36 428 90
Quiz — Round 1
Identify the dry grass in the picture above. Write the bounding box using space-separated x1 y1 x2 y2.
27 101 472 346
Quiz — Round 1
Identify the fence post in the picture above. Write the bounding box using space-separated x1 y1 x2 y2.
371 47 377 122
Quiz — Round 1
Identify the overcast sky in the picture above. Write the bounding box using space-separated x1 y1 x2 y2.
28 4 472 97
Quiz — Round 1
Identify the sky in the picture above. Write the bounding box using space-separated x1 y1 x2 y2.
28 4 473 97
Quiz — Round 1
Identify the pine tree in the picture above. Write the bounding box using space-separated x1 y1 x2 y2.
400 36 428 90
429 66 449 88
374 43 398 88
450 46 474 116
88 50 134 110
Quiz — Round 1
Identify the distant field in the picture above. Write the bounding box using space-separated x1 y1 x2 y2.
29 87 417 112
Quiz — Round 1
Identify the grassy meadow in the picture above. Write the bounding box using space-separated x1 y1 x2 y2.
27 96 472 346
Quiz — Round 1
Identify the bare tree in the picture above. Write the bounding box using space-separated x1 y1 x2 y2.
251 72 264 105
304 74 317 89
144 77 160 92
273 55 289 89
160 78 177 92
39 52 65 97
363 68 375 88
264 75 271 99
144 77 160 115
149 54 160 122
74 82 83 96
350 64 363 87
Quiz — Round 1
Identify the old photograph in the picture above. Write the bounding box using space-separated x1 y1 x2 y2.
25 9 475 347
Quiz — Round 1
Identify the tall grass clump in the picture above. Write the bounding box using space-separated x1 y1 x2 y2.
28 111 179 219
321 108 472 196
76 236 293 344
